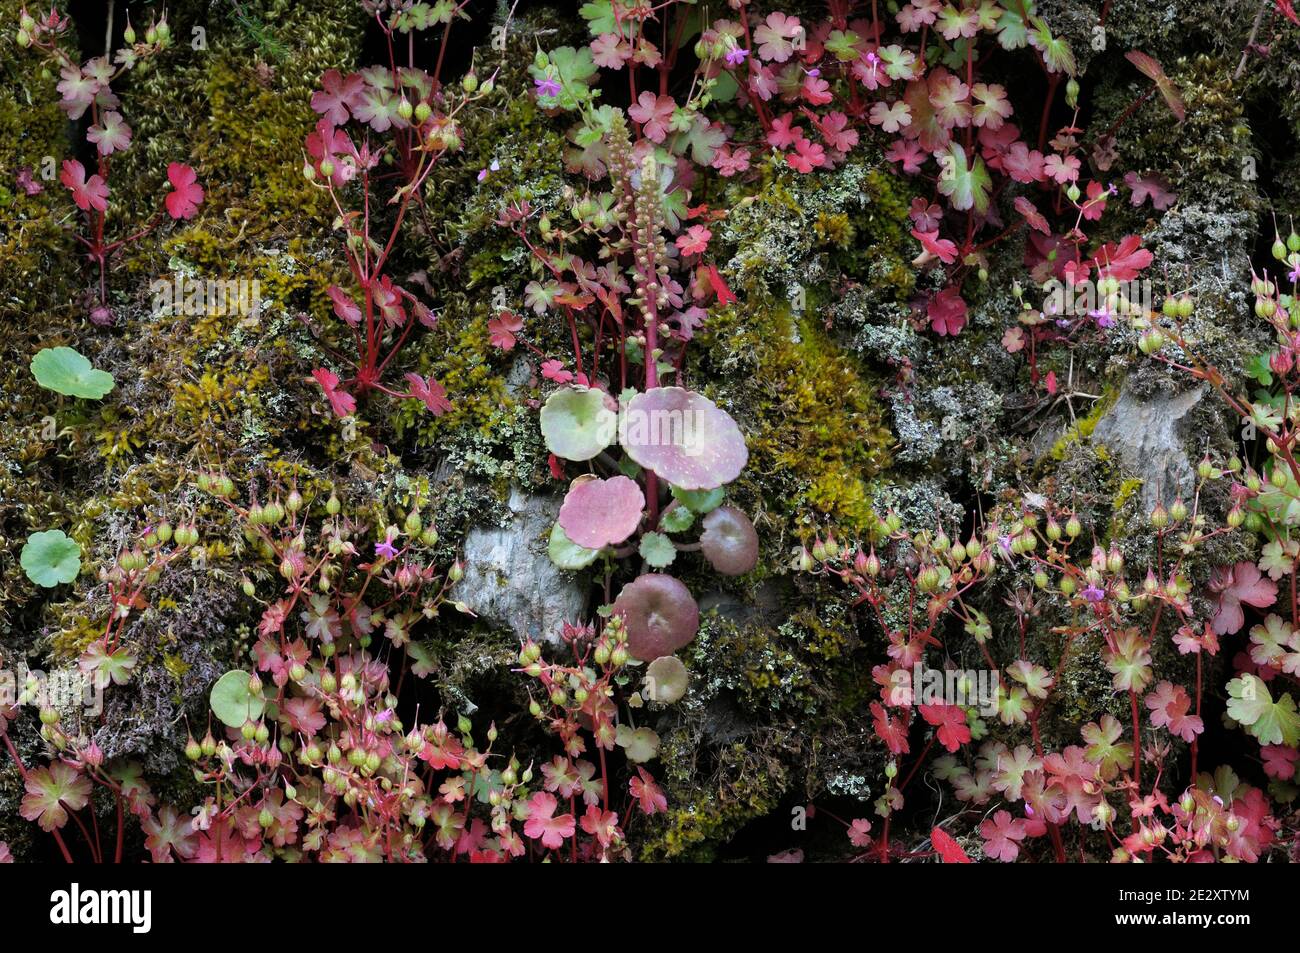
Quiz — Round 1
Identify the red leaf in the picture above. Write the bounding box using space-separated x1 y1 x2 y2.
920 703 971 752
927 286 968 336
706 264 737 305
1092 235 1153 282
164 163 205 220
311 368 356 418
931 827 972 863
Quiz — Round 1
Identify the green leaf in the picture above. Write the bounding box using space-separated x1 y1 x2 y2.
579 0 616 35
824 30 861 62
659 506 695 533
615 724 660 763
639 531 676 568
20 530 82 587
995 6 1029 50
210 669 266 728
937 143 991 214
1245 353 1274 387
670 485 724 514
548 523 601 570
1029 17 1076 75
1226 674 1300 746
539 386 617 461
30 347 115 399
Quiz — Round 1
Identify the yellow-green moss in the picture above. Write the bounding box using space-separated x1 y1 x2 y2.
701 302 893 535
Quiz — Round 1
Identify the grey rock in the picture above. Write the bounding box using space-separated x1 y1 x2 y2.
1091 381 1207 511
459 486 588 643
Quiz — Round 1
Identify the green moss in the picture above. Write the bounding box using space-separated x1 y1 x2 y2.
701 302 893 535
641 740 789 861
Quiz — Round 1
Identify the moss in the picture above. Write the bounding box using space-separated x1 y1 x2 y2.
700 302 893 537
1047 387 1119 461
640 739 789 862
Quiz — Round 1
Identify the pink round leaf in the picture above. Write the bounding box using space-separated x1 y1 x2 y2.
612 574 700 661
621 387 747 490
557 475 645 550
700 506 759 576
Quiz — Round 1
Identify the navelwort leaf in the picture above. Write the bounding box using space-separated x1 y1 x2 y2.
30 346 115 399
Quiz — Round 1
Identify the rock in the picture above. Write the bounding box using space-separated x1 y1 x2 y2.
1091 381 1207 511
458 486 588 643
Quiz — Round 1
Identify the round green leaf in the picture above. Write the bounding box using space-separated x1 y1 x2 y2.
659 505 695 533
645 655 689 704
30 347 115 399
615 724 660 763
548 522 601 570
638 531 676 568
540 386 617 461
210 669 266 728
20 530 82 587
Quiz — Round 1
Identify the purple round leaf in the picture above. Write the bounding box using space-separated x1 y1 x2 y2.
700 506 759 576
621 387 747 490
557 475 645 550
612 573 700 661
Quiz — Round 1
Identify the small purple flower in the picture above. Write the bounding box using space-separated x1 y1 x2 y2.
1082 583 1105 603
997 534 1013 557
1089 306 1116 329
724 46 749 66
1288 261 1300 285
534 76 561 98
375 533 399 561
1107 182 1119 196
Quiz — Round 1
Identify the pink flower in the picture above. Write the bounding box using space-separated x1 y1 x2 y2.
374 531 399 561
311 368 356 418
164 163 204 220
59 159 108 212
522 792 574 849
